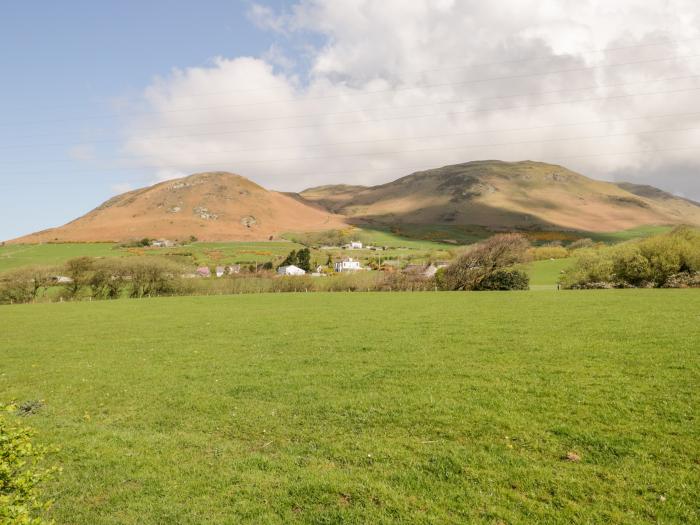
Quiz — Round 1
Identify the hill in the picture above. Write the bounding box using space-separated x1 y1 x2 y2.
300 160 700 232
13 172 346 243
10 161 700 243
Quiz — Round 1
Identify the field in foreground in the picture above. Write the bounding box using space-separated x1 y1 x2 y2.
2 291 699 524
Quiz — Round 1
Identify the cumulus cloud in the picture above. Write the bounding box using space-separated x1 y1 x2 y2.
123 0 700 198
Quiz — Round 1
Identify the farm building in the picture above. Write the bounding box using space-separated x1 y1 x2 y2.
334 257 362 272
215 266 225 277
277 265 306 276
350 241 363 249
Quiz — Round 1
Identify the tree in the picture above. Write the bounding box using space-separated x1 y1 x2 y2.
279 250 297 268
296 248 312 272
439 234 530 290
63 257 95 297
125 258 179 298
0 266 54 304
89 259 126 299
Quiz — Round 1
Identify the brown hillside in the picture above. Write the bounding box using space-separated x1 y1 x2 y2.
300 161 700 232
14 172 347 243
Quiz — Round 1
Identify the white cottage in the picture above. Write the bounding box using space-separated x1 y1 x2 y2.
277 265 306 276
334 257 362 272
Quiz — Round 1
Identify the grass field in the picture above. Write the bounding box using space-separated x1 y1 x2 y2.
2 290 698 524
587 225 673 243
523 258 573 289
0 225 669 275
0 243 121 272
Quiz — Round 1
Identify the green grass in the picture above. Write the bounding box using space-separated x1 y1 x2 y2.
0 242 304 274
0 243 121 273
357 225 490 246
523 258 573 289
587 225 674 243
2 291 698 524
162 241 304 266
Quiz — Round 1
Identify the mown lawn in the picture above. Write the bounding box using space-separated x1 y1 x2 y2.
1 291 698 524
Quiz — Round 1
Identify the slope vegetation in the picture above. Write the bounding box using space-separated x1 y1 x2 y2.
300 161 700 232
14 172 346 243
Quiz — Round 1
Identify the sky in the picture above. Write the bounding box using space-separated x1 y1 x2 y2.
2 0 700 241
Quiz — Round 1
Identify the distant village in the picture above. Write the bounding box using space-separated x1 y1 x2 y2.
139 238 450 280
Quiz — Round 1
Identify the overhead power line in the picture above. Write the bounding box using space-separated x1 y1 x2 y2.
2 115 700 167
8 34 700 115
2 124 699 176
2 84 700 152
3 51 700 128
9 72 700 143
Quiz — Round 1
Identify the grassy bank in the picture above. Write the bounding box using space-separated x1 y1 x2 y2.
2 290 698 524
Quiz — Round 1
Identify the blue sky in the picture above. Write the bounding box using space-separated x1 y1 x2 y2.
2 1 699 241
0 1 293 240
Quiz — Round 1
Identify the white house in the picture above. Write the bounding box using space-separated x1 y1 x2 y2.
277 264 306 276
334 257 362 272
151 239 175 248
350 241 363 249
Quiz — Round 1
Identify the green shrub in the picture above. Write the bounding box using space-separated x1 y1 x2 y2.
0 411 58 524
476 268 529 290
561 227 700 289
610 244 652 286
124 258 181 298
559 249 614 289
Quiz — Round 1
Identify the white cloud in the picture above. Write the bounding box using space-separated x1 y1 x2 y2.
123 0 700 198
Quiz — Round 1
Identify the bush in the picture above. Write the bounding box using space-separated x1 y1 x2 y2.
662 272 700 288
476 268 529 290
0 266 55 304
559 249 614 288
439 234 530 290
0 411 58 524
125 258 181 298
560 227 700 289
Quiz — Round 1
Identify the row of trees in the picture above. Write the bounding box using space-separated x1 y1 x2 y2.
0 257 182 304
560 227 700 288
0 234 533 304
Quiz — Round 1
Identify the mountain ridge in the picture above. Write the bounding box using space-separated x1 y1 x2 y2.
300 160 700 232
9 161 700 243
